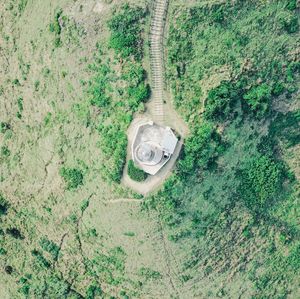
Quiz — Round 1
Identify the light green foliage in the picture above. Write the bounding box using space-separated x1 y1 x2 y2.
49 8 63 47
18 0 28 13
86 5 149 183
243 83 272 117
59 167 84 190
127 160 147 182
138 267 162 280
88 61 113 108
98 124 128 182
91 246 127 286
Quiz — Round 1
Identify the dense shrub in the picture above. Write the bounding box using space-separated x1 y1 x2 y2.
127 160 147 182
86 283 103 299
6 228 24 240
59 167 83 190
98 125 128 183
243 83 272 117
0 194 9 216
85 5 149 184
89 62 112 108
108 4 146 60
179 122 224 174
31 250 51 268
286 0 297 10
0 122 10 133
239 155 284 211
127 83 150 109
1 146 10 157
204 81 241 120
39 237 60 260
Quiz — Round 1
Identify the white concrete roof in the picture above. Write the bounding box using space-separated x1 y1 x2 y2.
162 128 177 154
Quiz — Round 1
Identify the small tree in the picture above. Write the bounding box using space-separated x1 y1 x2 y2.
128 160 147 182
59 167 84 190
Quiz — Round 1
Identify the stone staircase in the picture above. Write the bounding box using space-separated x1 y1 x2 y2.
149 0 169 124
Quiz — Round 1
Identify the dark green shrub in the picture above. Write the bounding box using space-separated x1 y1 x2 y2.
0 122 10 133
0 194 9 216
286 0 297 10
39 237 60 260
127 160 147 182
6 228 24 240
287 244 300 271
179 122 223 174
31 250 51 268
239 155 284 211
59 167 84 190
204 81 240 120
108 4 146 60
17 97 23 111
282 15 299 33
127 83 150 109
86 283 103 299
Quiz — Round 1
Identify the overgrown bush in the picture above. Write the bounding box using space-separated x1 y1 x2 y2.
85 5 149 184
108 4 146 60
127 160 147 182
98 124 128 183
0 194 9 216
6 228 24 240
239 155 284 211
59 167 83 190
243 83 272 117
204 81 241 120
179 121 224 174
39 237 60 260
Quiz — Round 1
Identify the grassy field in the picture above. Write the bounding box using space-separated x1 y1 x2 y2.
0 0 299 298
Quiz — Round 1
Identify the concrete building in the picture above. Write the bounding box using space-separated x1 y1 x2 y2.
132 121 178 175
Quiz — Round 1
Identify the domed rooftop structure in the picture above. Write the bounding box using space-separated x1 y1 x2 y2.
135 142 163 166
132 121 178 175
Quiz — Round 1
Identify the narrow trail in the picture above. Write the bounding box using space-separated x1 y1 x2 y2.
150 0 169 124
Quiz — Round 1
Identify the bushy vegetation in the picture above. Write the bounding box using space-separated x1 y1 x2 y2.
127 160 148 182
179 121 224 174
39 237 60 260
108 4 146 60
59 167 84 190
0 194 9 216
86 5 149 183
49 8 63 47
144 1 300 297
239 155 284 211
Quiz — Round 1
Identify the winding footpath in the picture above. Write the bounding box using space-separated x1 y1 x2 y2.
150 0 169 124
